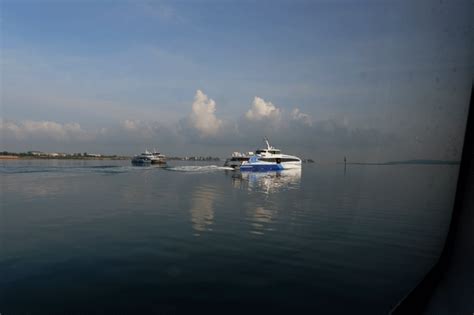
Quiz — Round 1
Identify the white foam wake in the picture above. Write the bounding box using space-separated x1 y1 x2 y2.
165 165 235 173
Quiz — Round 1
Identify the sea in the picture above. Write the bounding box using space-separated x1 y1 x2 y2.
0 159 460 314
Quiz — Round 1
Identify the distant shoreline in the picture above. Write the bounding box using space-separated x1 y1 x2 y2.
0 155 222 161
347 160 460 166
0 155 19 159
0 155 129 160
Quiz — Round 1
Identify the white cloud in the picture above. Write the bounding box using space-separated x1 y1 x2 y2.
291 108 313 126
0 119 90 141
188 90 222 137
245 97 281 121
117 119 169 140
122 119 140 130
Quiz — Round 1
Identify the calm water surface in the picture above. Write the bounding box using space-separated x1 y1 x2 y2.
0 160 459 314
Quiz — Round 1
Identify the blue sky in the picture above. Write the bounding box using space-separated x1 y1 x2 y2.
1 0 472 161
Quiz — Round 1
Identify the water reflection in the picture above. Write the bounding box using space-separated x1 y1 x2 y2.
231 169 302 194
190 185 216 236
248 206 276 235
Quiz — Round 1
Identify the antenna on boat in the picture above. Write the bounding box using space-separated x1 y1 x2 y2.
264 137 271 150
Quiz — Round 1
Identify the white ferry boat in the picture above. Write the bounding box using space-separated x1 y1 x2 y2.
131 149 166 165
238 139 302 171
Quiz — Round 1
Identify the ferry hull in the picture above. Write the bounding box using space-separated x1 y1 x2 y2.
131 159 151 165
240 160 302 171
151 160 167 165
240 163 284 172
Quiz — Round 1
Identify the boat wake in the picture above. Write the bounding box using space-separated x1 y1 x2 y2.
165 165 235 173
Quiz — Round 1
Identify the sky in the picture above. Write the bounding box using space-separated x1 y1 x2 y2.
1 0 472 162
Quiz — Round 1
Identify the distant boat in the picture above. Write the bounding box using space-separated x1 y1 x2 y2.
237 138 302 171
223 152 253 169
131 149 166 165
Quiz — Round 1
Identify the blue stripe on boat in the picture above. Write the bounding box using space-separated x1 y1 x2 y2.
240 163 284 172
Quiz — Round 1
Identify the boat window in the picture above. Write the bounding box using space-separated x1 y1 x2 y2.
281 158 300 162
258 157 300 162
260 158 277 162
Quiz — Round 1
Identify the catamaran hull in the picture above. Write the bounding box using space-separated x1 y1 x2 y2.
151 160 166 164
131 159 151 165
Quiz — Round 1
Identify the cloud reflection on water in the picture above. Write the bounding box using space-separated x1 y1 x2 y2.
189 185 216 236
248 206 277 235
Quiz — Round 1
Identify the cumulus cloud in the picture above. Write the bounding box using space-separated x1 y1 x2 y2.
3 89 451 161
122 119 139 130
1 119 90 141
118 119 156 139
0 118 182 154
291 108 312 126
188 90 222 137
245 97 281 121
115 119 177 142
